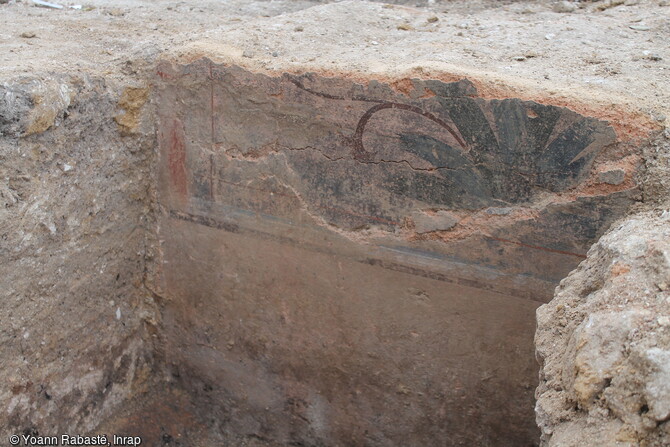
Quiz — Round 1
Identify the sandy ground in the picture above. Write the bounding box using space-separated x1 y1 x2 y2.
1 0 668 126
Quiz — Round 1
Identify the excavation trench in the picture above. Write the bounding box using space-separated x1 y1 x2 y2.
152 60 640 446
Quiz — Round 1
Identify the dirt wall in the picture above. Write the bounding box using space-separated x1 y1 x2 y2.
535 135 670 447
0 73 158 437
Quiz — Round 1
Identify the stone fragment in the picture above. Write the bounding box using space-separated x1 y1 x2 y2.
412 210 459 233
598 168 626 185
553 1 577 13
595 0 625 10
485 207 513 215
0 182 19 207
643 348 670 421
33 0 64 9
114 86 149 135
570 311 644 407
104 7 125 16
0 85 32 137
24 80 72 136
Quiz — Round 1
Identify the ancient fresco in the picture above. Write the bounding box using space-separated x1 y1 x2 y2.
157 60 636 298
154 60 640 447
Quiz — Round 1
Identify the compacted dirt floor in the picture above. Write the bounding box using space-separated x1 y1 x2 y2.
1 0 668 120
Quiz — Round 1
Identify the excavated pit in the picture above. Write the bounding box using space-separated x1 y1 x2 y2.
3 1 668 445
149 60 641 446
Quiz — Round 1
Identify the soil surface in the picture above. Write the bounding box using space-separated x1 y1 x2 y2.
2 0 668 126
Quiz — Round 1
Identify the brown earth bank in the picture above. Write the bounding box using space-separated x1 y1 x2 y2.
0 0 668 446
